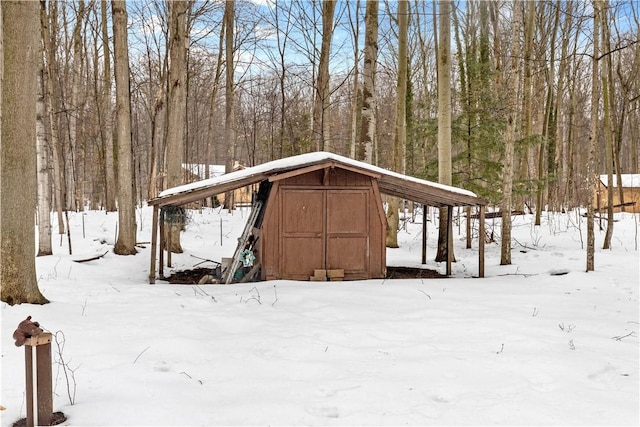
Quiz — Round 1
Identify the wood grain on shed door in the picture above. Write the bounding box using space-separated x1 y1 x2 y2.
281 189 325 279
326 189 369 277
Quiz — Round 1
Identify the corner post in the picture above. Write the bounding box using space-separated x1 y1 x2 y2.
479 205 485 278
159 208 165 279
149 205 159 283
421 205 427 264
446 206 453 276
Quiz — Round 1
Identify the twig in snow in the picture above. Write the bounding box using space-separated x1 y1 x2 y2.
52 330 78 405
496 343 504 354
272 285 278 307
195 285 210 296
532 307 539 317
417 289 431 300
513 238 541 251
559 323 576 333
133 346 150 364
244 287 261 304
612 331 636 341
180 371 203 385
496 272 539 278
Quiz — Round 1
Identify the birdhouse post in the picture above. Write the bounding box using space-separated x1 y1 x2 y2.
13 316 54 427
24 332 53 427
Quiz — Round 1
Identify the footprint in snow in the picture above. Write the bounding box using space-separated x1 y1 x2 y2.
306 406 340 418
153 361 171 372
431 394 455 404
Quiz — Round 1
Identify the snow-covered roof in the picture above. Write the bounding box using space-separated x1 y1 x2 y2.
150 152 486 208
599 174 640 188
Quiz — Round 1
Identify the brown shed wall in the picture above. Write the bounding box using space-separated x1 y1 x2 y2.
595 182 640 213
259 168 387 281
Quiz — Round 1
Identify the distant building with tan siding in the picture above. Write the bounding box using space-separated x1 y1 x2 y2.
595 174 640 213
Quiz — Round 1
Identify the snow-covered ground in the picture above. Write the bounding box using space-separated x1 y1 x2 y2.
1 206 638 426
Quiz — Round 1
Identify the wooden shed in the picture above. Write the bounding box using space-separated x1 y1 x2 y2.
147 152 487 283
595 174 640 213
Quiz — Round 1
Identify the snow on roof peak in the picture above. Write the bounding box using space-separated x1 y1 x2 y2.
159 151 478 200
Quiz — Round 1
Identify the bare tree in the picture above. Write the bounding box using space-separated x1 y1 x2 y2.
346 0 360 159
102 0 116 211
1 0 49 305
500 1 523 265
37 52 52 256
223 0 236 210
435 0 453 263
205 7 225 173
40 0 65 236
166 0 188 192
601 0 615 249
313 0 336 152
357 0 378 163
112 0 137 255
271 0 293 159
586 0 602 271
386 0 408 249
165 0 188 249
68 0 86 211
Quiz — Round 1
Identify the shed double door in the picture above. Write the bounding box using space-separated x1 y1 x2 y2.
280 188 370 280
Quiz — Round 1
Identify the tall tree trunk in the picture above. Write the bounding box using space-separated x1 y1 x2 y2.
112 0 137 255
223 0 235 210
586 0 601 272
518 0 535 213
357 0 377 164
436 0 453 262
165 0 188 249
148 86 166 200
102 0 116 212
555 2 573 210
386 0 408 249
313 0 335 152
37 56 52 256
601 0 615 249
347 0 360 159
500 1 523 266
415 0 433 171
274 0 290 159
69 0 85 211
40 0 65 235
539 2 561 220
1 0 49 305
205 16 224 178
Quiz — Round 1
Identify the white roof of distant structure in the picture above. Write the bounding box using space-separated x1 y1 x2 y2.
599 174 640 188
182 163 226 180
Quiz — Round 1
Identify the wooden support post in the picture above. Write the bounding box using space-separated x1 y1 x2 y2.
465 206 472 249
446 206 453 276
159 209 165 279
149 205 159 284
421 205 427 264
479 205 485 278
167 223 173 268
24 333 53 427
